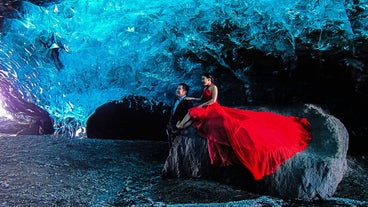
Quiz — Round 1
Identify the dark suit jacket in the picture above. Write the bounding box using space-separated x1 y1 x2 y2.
168 98 193 126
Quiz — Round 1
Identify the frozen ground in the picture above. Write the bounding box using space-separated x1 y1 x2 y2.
0 135 367 207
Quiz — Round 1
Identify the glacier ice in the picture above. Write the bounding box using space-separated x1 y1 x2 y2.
0 0 366 136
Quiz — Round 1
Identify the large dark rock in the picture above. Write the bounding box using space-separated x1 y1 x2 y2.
86 95 170 140
162 127 212 178
162 104 348 201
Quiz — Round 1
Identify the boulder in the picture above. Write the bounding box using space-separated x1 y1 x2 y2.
86 96 170 140
162 127 212 178
161 104 349 201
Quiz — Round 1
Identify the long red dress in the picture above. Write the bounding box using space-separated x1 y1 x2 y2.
188 85 312 180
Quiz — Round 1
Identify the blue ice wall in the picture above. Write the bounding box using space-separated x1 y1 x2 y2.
0 0 365 136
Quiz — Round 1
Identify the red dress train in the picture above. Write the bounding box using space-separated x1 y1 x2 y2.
188 86 312 180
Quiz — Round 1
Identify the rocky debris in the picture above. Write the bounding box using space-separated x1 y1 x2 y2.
162 104 349 201
0 134 366 206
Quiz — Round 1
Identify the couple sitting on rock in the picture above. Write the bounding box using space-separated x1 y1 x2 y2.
166 72 312 180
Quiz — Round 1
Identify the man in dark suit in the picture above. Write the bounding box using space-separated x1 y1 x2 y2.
166 83 193 147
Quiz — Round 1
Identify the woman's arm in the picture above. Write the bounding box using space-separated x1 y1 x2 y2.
185 97 201 101
185 95 203 101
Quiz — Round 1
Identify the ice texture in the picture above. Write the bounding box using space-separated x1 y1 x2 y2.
0 0 366 136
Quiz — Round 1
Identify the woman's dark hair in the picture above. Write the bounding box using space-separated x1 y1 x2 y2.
203 72 214 83
179 83 190 92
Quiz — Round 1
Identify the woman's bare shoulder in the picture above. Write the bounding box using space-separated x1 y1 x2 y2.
210 85 218 90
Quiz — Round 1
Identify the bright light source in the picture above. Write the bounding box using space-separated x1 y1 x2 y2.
0 95 13 119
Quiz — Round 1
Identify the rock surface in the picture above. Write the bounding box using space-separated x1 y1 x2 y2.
162 104 349 201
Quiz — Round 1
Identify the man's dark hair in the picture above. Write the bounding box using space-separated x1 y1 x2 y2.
179 83 190 92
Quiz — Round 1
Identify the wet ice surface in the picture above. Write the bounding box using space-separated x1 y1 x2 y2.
0 135 367 207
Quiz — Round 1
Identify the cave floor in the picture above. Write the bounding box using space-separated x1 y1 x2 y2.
0 135 366 207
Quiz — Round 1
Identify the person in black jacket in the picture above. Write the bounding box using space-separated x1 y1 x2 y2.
166 83 193 147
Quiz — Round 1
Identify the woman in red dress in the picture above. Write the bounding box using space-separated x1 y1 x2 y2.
176 73 312 180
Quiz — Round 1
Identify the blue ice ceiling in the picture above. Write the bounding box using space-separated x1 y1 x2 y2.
0 0 366 136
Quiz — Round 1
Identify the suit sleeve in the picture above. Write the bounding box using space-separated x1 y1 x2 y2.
186 100 193 109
